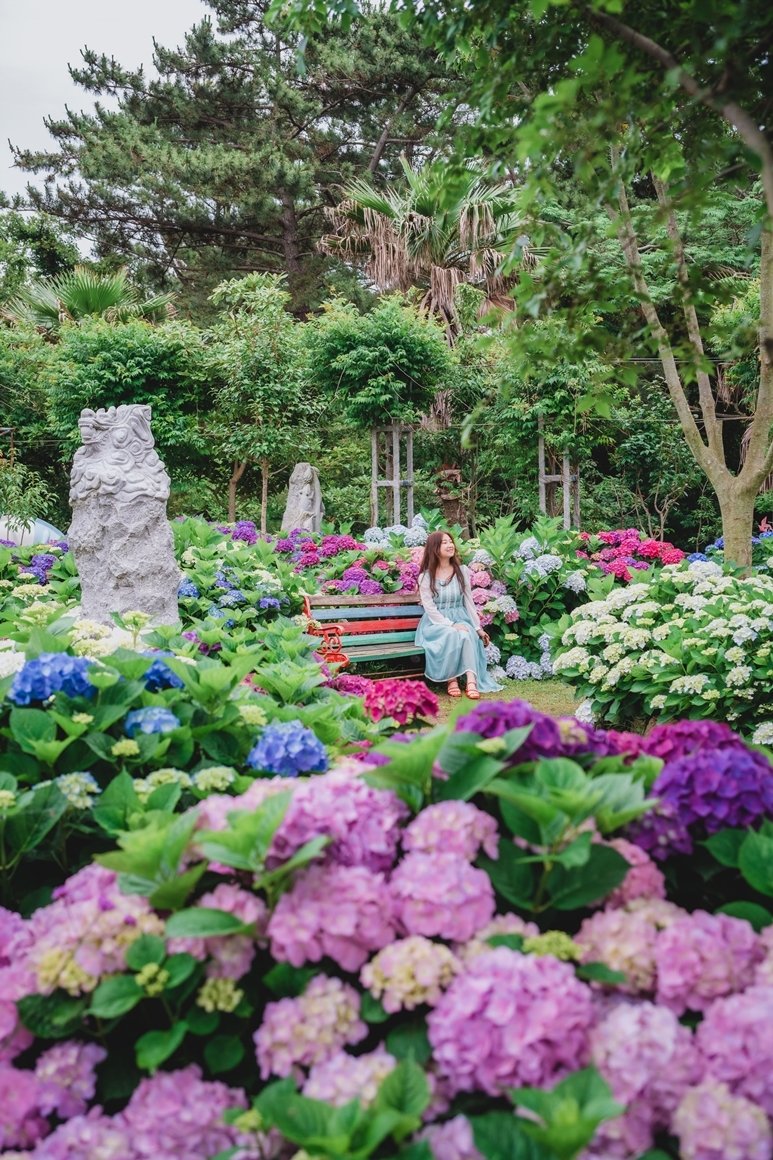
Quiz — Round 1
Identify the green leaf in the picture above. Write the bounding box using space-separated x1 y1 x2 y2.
149 862 207 911
4 782 67 855
135 1022 187 1072
17 992 88 1039
164 953 199 989
90 974 144 1019
478 839 536 908
186 1006 220 1035
550 831 592 869
548 845 629 910
498 798 542 846
375 1060 430 1117
705 828 746 868
125 934 167 971
205 1034 245 1074
9 707 56 750
386 1022 431 1065
165 906 253 939
739 830 773 897
361 992 390 1023
576 962 628 985
486 933 524 951
716 901 773 931
92 770 142 835
146 782 183 813
469 1112 545 1160
263 962 317 998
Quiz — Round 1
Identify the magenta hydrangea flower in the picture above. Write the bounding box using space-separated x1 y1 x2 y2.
363 678 439 724
589 1000 704 1157
254 975 366 1079
427 947 594 1096
696 985 773 1115
268 862 397 971
455 699 621 764
654 910 762 1014
672 1080 772 1160
35 1041 107 1119
0 905 35 1003
576 899 686 994
402 801 499 862
0 999 33 1064
302 1046 396 1106
167 883 267 980
626 799 694 861
389 852 495 943
27 1106 129 1159
642 720 745 762
600 838 666 909
118 1063 247 1158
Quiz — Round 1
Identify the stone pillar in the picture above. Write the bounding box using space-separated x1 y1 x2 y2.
281 463 324 533
67 405 181 625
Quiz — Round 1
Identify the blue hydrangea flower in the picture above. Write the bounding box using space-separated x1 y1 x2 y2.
178 580 200 598
687 552 709 562
246 719 328 777
142 651 185 692
9 652 96 705
124 707 181 737
259 596 281 610
219 589 247 607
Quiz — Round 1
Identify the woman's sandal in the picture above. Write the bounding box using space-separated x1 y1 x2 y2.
448 679 462 697
466 680 481 700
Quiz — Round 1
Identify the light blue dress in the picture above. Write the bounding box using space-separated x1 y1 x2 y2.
416 566 502 691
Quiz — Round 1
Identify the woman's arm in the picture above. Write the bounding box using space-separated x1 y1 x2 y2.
418 572 454 626
461 566 483 630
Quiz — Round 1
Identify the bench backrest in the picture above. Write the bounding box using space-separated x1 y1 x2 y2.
303 591 423 648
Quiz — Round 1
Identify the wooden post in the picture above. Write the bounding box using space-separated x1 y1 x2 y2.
538 415 546 515
370 428 379 526
406 427 414 525
573 462 581 529
392 424 401 526
562 451 571 530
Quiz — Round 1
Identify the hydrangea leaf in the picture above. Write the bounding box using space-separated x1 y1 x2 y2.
135 1022 187 1073
90 975 144 1019
204 1034 245 1074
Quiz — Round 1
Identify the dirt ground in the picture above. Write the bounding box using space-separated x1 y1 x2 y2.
427 678 580 723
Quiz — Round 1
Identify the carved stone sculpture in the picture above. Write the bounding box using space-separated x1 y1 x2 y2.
281 462 325 533
67 405 181 624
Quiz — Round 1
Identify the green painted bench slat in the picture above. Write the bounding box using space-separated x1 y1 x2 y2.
339 630 417 647
345 643 426 660
315 604 424 620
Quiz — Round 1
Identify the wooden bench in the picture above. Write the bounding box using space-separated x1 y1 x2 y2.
303 591 425 671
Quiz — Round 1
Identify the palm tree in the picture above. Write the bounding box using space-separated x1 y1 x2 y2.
320 160 532 338
4 266 175 332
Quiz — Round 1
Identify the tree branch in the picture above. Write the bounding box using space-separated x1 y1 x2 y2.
587 6 773 221
368 82 421 173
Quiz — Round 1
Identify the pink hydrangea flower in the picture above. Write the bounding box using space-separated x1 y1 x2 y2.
364 679 439 725
35 1041 107 1119
589 1000 704 1157
20 864 165 996
361 936 461 1012
26 1106 128 1159
654 911 762 1014
420 1115 483 1160
696 985 773 1115
0 905 35 1002
599 838 666 908
754 924 773 986
501 611 516 624
268 863 397 971
0 1065 48 1151
302 1046 396 1106
490 580 507 596
254 975 366 1079
402 801 499 862
427 947 594 1095
471 589 489 606
454 913 540 963
672 1080 772 1160
469 570 492 588
167 883 267 980
117 1063 246 1158
576 899 686 994
389 852 495 943
0 1000 33 1064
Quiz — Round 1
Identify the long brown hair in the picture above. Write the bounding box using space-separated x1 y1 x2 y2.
420 530 466 596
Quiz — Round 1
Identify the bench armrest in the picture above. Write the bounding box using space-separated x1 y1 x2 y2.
309 621 350 668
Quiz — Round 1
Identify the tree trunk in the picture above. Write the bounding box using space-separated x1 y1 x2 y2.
716 483 758 569
260 457 269 535
228 460 247 523
279 189 302 295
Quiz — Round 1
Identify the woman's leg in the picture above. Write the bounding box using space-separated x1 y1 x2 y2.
465 669 480 699
448 678 462 696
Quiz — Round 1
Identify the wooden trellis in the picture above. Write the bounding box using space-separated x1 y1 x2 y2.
538 416 580 529
370 425 414 527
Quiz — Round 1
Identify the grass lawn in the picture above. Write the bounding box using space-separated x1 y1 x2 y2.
429 678 580 722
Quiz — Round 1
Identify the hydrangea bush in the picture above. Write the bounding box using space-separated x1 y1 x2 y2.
1 681 772 1160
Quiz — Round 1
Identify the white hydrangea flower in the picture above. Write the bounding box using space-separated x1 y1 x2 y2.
192 766 236 793
620 627 652 650
553 647 591 673
602 643 624 664
0 649 25 679
752 722 773 745
602 667 622 689
55 772 100 810
687 560 723 578
674 593 708 612
701 690 721 701
563 570 587 593
384 525 409 537
472 549 494 565
574 700 596 724
364 527 386 542
724 646 747 664
588 666 609 684
669 674 710 695
489 665 508 683
484 642 501 665
403 526 428 547
540 652 553 674
733 627 758 645
650 695 667 710
515 536 541 560
412 514 428 528
726 665 752 687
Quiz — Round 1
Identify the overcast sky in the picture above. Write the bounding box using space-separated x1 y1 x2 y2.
0 0 209 201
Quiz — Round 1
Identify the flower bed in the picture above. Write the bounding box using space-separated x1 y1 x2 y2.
2 660 773 1160
552 557 773 729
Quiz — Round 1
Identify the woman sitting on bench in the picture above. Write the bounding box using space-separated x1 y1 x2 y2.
415 529 502 699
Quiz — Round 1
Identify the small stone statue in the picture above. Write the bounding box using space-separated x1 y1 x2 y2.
281 462 325 533
67 405 181 624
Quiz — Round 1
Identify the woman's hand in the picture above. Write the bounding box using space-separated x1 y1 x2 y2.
453 623 469 633
477 629 490 646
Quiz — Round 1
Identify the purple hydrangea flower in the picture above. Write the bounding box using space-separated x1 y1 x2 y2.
177 580 200 598
247 719 328 777
455 699 620 764
124 707 181 737
653 747 773 836
341 567 369 586
275 538 295 553
642 720 744 763
232 520 258 544
219 589 247 607
259 596 281 610
9 653 95 705
358 579 384 595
